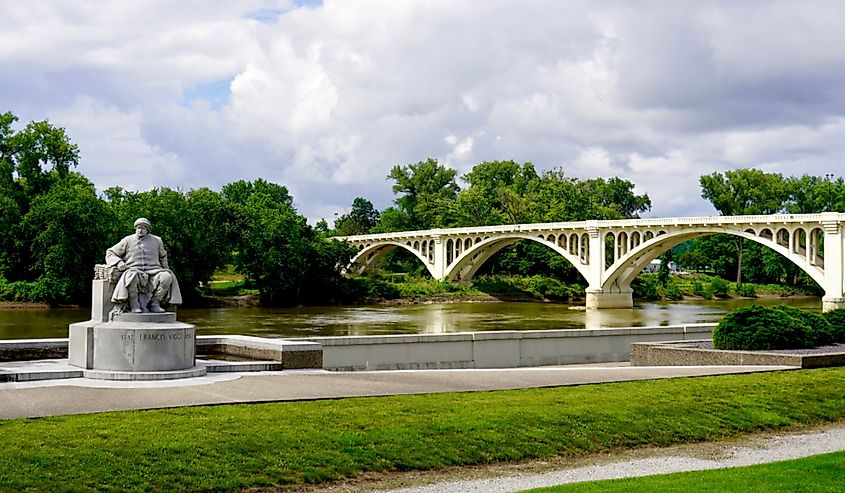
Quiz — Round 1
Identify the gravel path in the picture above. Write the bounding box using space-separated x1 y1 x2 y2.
382 425 845 493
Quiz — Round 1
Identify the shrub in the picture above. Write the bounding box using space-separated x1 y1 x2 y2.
772 305 834 347
712 305 814 350
662 283 684 301
735 283 757 298
709 277 730 299
632 274 660 301
823 308 845 343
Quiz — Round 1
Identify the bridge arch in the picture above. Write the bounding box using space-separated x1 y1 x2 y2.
602 227 825 291
348 241 438 278
443 234 590 283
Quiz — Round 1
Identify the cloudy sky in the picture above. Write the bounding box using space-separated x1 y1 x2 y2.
2 0 844 223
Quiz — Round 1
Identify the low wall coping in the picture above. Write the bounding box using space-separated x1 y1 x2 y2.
308 324 717 346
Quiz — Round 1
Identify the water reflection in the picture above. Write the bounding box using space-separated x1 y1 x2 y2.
0 297 821 340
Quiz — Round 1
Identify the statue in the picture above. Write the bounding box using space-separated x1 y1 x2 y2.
105 218 182 313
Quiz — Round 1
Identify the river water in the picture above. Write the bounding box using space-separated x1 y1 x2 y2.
0 297 820 341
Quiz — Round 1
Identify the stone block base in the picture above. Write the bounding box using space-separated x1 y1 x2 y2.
631 340 845 368
585 289 633 309
69 314 196 373
196 336 322 369
83 366 206 381
822 297 845 313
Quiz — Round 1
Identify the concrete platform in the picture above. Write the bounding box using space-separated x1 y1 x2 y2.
0 361 798 420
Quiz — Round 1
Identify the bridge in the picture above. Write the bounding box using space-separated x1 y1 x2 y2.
336 212 845 311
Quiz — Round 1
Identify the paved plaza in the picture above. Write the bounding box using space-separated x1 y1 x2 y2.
0 361 794 419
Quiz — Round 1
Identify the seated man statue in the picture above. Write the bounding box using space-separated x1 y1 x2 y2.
106 218 182 313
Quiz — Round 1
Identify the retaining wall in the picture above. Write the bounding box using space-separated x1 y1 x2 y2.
308 324 716 371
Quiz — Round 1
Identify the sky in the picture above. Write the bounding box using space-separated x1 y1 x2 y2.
2 0 844 224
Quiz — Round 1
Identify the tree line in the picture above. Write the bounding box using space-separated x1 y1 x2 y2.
1 113 358 306
2 112 844 306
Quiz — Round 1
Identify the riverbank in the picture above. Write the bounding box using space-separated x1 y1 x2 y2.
0 301 53 310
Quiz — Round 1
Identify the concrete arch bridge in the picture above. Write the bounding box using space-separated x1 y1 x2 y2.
336 213 845 311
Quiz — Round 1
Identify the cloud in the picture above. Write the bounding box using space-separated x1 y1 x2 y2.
2 0 844 224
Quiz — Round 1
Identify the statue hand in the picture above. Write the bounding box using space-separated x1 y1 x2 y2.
117 261 127 271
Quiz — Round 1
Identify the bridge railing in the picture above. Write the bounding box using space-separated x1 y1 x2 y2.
334 212 845 242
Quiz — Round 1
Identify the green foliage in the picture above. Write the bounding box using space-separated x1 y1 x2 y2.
712 305 828 350
734 283 757 298
473 275 583 301
334 197 380 236
20 174 114 304
787 174 845 213
105 186 237 302
657 251 672 286
2 368 845 491
631 274 685 301
700 169 790 216
385 158 459 230
822 308 845 343
631 274 661 301
223 180 358 306
691 280 712 299
663 283 684 301
772 305 834 347
710 277 730 299
0 275 47 302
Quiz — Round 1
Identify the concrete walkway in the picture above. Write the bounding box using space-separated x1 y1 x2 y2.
0 361 795 419
384 424 845 493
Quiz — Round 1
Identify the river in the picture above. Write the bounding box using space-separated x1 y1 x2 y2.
0 297 820 340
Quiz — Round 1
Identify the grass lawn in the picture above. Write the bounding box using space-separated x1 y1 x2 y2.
525 450 845 493
0 368 844 492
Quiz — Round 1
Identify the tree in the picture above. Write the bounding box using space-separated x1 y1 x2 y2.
657 250 672 286
700 169 789 216
230 184 310 305
334 197 380 235
580 177 652 219
460 160 540 224
786 174 845 213
700 169 790 283
21 173 114 304
384 158 459 230
104 186 236 301
0 112 81 282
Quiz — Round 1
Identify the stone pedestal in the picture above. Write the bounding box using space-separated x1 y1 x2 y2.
70 272 202 380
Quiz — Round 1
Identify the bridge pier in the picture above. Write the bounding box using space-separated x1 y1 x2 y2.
823 298 845 312
821 218 844 313
585 288 633 310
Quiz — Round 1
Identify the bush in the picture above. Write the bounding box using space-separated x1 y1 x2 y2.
710 277 730 299
662 283 684 301
632 274 661 301
712 305 814 350
772 305 834 347
823 308 845 343
735 283 757 298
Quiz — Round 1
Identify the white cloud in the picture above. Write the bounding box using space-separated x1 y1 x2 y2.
2 0 844 223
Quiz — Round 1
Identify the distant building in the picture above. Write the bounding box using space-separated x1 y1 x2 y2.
642 259 678 273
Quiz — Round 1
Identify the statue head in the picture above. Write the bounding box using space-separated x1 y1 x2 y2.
133 217 152 238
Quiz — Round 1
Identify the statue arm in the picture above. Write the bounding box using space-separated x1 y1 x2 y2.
158 237 170 269
105 238 128 270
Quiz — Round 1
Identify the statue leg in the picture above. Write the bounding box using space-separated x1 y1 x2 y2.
127 278 143 313
149 271 173 313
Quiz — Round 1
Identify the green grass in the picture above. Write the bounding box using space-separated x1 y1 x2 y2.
525 450 845 492
205 279 260 296
1 368 844 492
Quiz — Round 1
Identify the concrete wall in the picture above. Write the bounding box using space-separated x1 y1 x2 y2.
308 324 715 371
